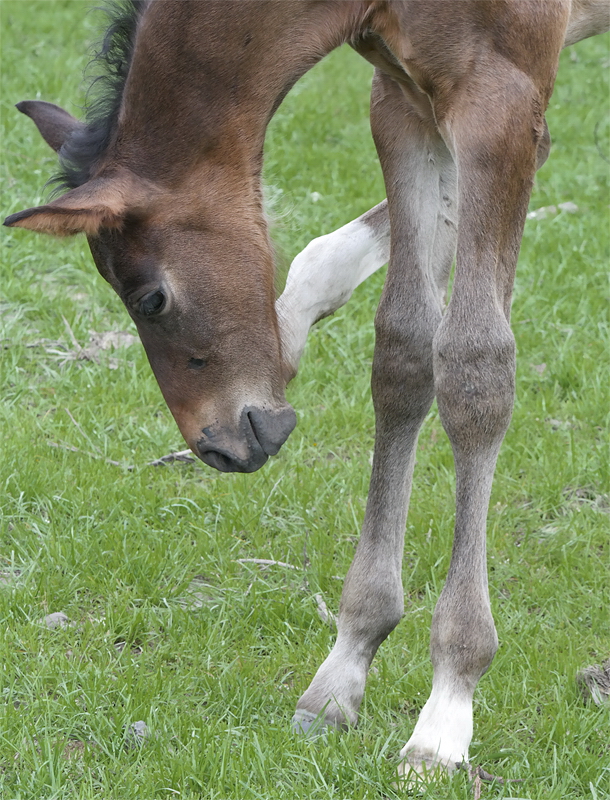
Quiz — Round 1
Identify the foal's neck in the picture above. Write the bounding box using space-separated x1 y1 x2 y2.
110 1 369 186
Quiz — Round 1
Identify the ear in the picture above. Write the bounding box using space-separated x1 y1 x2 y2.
16 100 85 152
4 171 158 237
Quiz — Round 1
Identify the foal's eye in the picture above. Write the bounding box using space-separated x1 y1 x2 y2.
139 289 166 316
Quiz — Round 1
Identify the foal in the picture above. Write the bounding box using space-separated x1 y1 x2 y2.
5 0 609 781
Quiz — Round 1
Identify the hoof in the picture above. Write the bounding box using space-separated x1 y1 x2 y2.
291 709 341 737
396 752 459 788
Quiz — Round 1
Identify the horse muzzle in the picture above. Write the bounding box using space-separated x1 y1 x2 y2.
196 404 296 473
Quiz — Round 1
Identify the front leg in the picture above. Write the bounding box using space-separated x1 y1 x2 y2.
398 18 567 780
275 201 389 381
293 70 456 734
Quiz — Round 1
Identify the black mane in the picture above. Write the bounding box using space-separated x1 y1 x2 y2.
52 0 147 192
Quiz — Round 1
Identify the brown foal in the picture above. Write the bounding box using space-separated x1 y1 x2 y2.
5 0 609 782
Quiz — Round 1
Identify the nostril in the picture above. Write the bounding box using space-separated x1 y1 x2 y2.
188 357 207 369
246 405 296 456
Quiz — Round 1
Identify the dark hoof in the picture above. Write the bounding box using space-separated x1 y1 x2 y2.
291 709 340 737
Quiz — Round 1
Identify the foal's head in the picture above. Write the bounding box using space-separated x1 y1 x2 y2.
4 0 369 472
5 100 296 473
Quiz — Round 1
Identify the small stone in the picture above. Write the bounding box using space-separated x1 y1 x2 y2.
546 417 567 430
125 720 150 749
530 362 547 375
527 202 578 221
0 569 21 586
44 612 70 630
527 205 557 221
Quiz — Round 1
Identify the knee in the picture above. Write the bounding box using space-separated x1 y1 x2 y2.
433 310 516 447
372 298 440 417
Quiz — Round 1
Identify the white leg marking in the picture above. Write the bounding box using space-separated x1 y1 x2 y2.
276 204 389 377
398 677 473 779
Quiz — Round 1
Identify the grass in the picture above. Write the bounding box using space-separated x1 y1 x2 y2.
1 2 609 798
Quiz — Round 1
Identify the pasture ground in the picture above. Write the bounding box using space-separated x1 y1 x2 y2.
1 3 609 798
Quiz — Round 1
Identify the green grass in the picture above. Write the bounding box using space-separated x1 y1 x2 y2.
1 2 609 798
